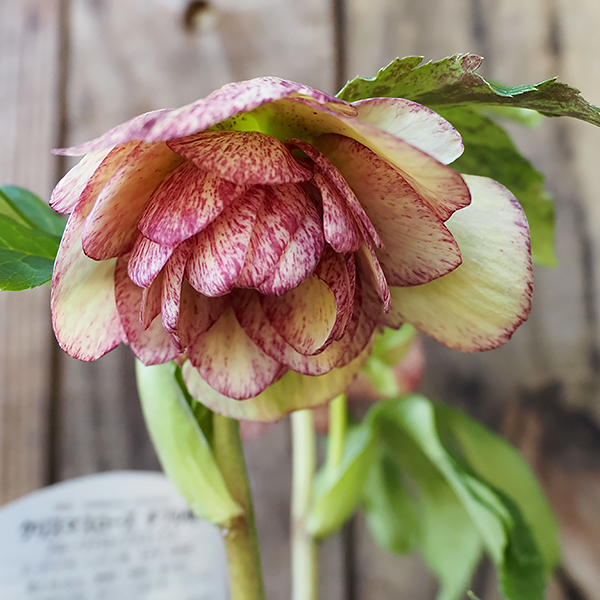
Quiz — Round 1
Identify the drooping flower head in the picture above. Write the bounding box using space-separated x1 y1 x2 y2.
51 77 532 421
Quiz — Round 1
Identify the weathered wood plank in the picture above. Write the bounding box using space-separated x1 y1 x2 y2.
345 0 600 597
0 0 61 504
59 0 341 597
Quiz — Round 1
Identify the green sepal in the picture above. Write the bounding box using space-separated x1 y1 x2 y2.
0 186 65 291
307 422 376 538
135 360 243 526
338 54 600 126
436 107 556 266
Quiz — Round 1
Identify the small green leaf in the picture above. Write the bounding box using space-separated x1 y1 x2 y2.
435 404 560 573
0 186 66 238
436 107 556 266
363 454 420 555
307 423 376 538
135 360 243 526
338 54 600 127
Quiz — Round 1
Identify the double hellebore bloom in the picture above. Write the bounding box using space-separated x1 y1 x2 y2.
50 77 532 421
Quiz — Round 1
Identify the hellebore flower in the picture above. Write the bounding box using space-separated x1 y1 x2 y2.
50 77 532 421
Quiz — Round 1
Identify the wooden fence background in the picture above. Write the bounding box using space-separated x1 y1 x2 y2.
2 0 600 598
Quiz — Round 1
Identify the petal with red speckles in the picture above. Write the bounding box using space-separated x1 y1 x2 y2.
323 135 462 286
186 188 263 297
57 77 352 156
81 142 183 260
261 275 338 356
187 306 282 400
389 175 533 351
114 257 179 365
128 235 174 288
138 161 244 246
161 242 192 334
236 183 307 289
257 201 325 296
169 131 312 185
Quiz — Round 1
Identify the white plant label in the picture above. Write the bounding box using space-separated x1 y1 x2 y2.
0 471 229 600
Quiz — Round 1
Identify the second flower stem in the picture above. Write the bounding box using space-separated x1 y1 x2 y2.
291 409 318 600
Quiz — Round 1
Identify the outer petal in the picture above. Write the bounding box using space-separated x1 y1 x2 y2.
169 131 312 185
261 275 338 355
138 161 244 246
51 219 124 361
182 340 374 422
128 234 174 288
236 184 307 288
56 77 352 155
322 134 462 286
389 175 533 351
257 200 325 296
114 257 179 364
187 306 283 400
352 98 463 165
50 147 112 213
81 142 183 260
186 188 263 297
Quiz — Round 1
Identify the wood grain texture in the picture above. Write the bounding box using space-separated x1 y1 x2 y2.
345 0 600 597
0 0 61 504
59 1 342 598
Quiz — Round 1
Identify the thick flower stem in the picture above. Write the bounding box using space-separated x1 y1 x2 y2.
291 409 318 600
212 414 266 600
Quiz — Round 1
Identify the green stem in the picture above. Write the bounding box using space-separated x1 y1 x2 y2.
212 414 266 600
325 393 347 481
291 410 318 600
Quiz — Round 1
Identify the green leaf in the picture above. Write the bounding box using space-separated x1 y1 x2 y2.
338 54 600 127
0 186 66 237
135 360 243 526
436 107 556 266
307 422 376 538
0 213 61 291
363 454 420 555
435 404 560 573
372 396 547 600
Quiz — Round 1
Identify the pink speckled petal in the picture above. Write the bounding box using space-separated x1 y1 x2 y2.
114 256 179 365
138 161 244 246
236 183 307 289
287 138 382 248
57 77 351 156
169 131 312 185
186 188 263 297
187 306 283 400
50 147 113 213
352 98 463 165
390 175 533 351
51 203 124 361
160 241 192 334
312 169 361 253
181 339 374 422
356 241 391 312
140 273 163 330
261 274 338 356
82 142 183 260
256 201 324 296
177 282 227 349
322 135 462 286
314 247 354 342
233 290 350 376
128 235 174 288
